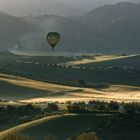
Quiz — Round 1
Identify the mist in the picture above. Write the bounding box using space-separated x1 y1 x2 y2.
0 0 138 16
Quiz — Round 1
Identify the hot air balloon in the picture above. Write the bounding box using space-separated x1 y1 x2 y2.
46 32 60 50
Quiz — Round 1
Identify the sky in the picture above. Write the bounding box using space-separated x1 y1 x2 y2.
0 0 138 16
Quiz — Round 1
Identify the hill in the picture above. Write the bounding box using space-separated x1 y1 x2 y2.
66 54 140 70
0 2 140 53
1 113 140 140
0 114 110 140
1 53 140 87
0 74 140 103
0 52 140 102
18 2 140 53
0 11 34 50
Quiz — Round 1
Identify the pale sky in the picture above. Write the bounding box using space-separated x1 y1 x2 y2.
0 0 137 16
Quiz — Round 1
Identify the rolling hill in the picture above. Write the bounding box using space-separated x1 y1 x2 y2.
18 2 140 53
0 52 140 102
0 2 140 53
66 54 140 70
0 11 34 50
0 113 140 140
0 74 140 103
1 53 140 87
0 114 111 140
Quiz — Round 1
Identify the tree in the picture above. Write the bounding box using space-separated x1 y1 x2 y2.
48 103 58 111
97 104 106 111
108 101 119 111
124 103 139 113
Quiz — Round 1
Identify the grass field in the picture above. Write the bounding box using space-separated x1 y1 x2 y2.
0 51 140 102
0 114 110 140
0 113 140 140
1 56 140 87
70 54 140 70
0 74 140 102
65 54 137 66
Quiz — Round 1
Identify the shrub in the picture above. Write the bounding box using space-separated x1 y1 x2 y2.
108 101 119 111
76 132 99 140
48 103 58 111
124 103 139 113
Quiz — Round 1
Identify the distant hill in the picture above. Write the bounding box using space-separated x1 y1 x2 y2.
0 2 140 53
81 2 140 53
81 2 140 27
68 54 140 70
20 2 140 53
0 11 34 50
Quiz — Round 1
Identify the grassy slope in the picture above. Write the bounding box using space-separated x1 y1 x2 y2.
1 58 140 87
66 55 136 65
0 113 140 140
0 52 140 87
0 114 110 140
0 52 140 102
0 74 80 100
0 74 140 102
0 114 66 138
72 54 140 70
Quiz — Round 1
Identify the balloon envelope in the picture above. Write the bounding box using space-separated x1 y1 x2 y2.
47 32 60 50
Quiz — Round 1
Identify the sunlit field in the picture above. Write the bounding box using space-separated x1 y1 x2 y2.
0 51 140 103
0 74 140 103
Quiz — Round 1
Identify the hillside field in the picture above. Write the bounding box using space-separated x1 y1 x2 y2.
0 113 140 140
0 52 140 102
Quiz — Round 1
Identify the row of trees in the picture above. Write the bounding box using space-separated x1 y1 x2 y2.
0 103 59 124
0 104 42 123
67 101 140 114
